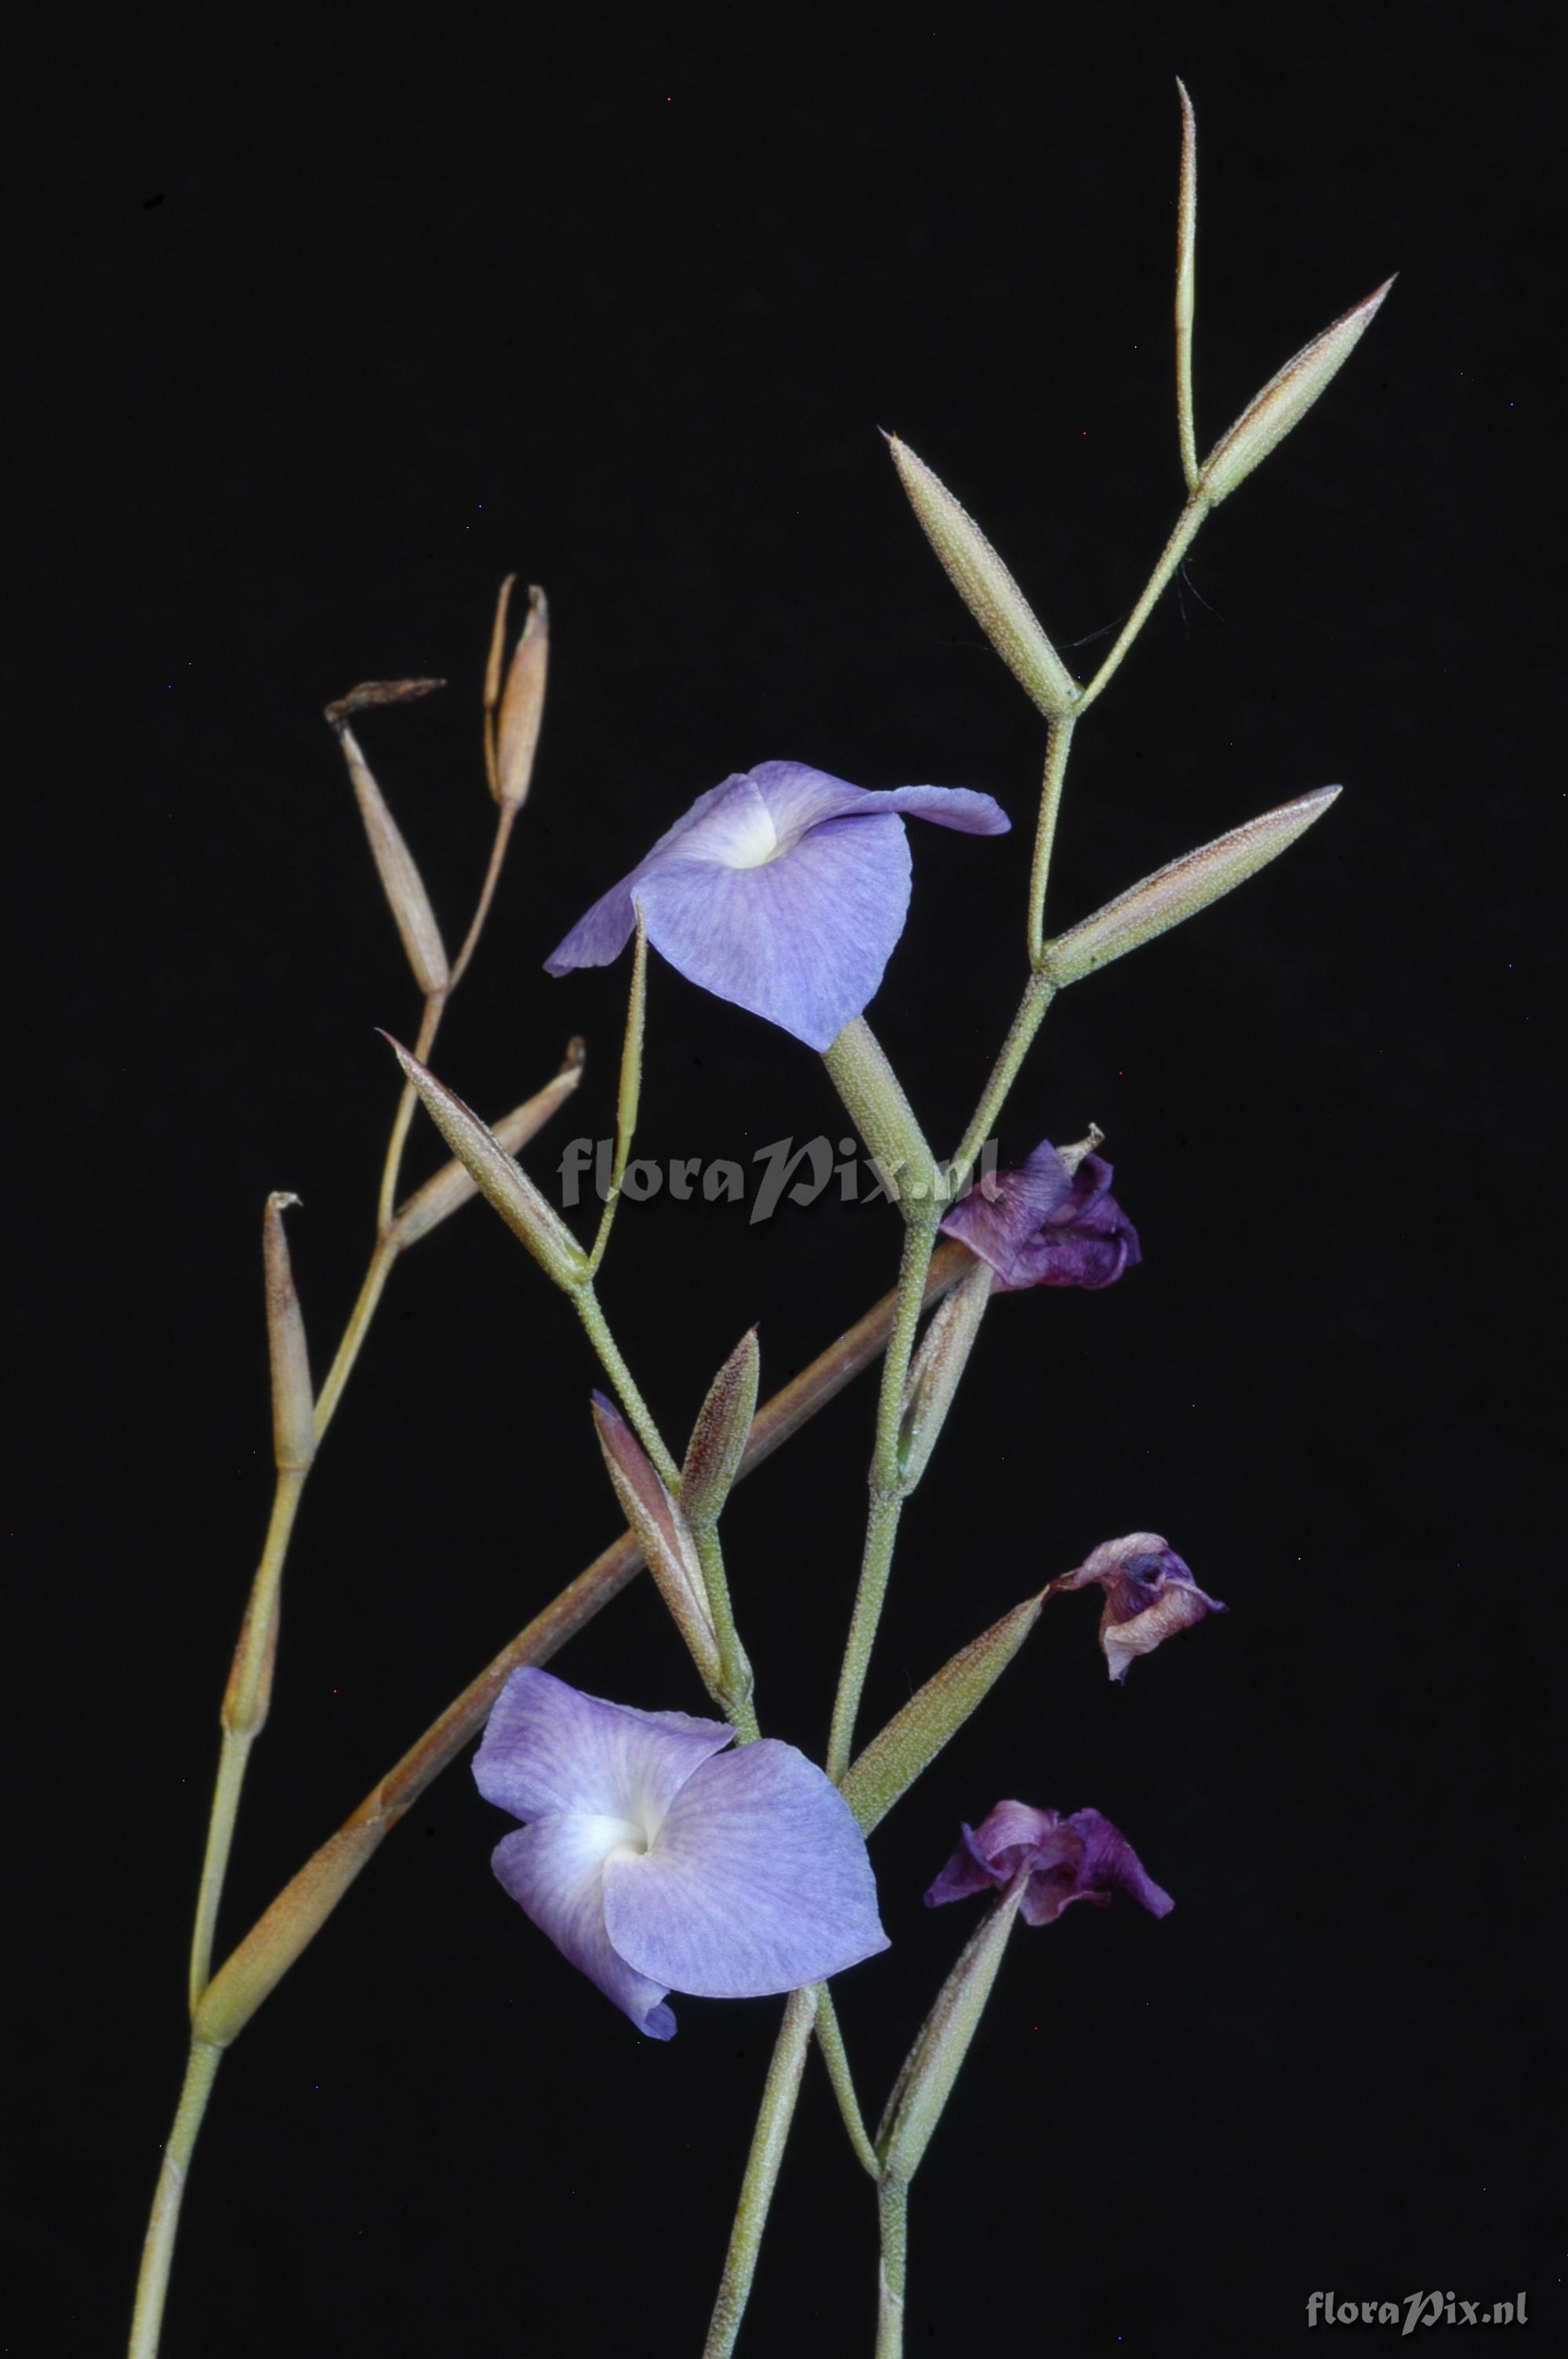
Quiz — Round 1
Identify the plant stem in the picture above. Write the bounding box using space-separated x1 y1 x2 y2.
127 2039 222 2359
574 1282 683 1492
702 1988 818 2359
875 2179 909 2359
814 1987 879 2178
825 1210 941 1783
1073 494 1209 715
1025 714 1077 965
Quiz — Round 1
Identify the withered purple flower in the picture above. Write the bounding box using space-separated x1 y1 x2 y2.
545 758 1009 1051
1052 1531 1227 1684
926 1799 1174 1925
474 1668 888 2038
938 1139 1139 1290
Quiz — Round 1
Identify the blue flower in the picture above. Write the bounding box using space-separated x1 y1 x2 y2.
473 1668 889 2038
940 1139 1140 1290
545 759 1009 1051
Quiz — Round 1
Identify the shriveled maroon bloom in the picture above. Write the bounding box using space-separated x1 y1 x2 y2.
926 1799 1174 1925
939 1140 1139 1291
1052 1531 1227 1684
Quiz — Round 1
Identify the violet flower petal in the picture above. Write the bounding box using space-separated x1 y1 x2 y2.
925 1797 1173 1925
604 1738 890 1996
1055 1533 1228 1682
940 1140 1140 1291
491 1819 677 2040
544 761 1009 1050
473 1666 731 1825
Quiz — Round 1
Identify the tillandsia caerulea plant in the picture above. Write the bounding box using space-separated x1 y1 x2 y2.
129 84 1391 2359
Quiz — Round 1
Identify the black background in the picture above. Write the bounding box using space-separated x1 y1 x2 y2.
10 5 1559 2354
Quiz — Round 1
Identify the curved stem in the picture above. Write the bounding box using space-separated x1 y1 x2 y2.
574 1283 683 1492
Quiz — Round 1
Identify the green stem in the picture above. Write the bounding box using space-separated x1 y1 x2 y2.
702 1987 818 2358
822 1020 942 1217
574 1283 682 1492
128 2040 223 2359
875 2179 909 2359
691 1520 759 1741
825 1212 940 1783
1073 494 1210 715
948 960 1058 1198
814 1987 879 2178
1025 714 1077 965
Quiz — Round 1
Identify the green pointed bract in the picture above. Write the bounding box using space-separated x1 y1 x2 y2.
681 1329 761 1528
385 1038 588 1291
1199 277 1394 506
887 435 1080 718
840 1590 1044 1836
1044 785 1341 987
876 1874 1029 2185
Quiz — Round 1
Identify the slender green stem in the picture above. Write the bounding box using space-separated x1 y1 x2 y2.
1025 714 1077 965
948 960 1058 1201
691 1520 759 1740
814 1987 879 2178
1073 494 1210 715
574 1283 682 1491
310 1242 397 1441
875 2179 909 2359
703 1988 818 2358
128 2040 223 2359
825 1212 940 1783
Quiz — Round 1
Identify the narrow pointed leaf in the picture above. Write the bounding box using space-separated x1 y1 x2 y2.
841 1590 1044 1836
263 1191 314 1472
388 1042 586 1249
335 722 450 994
887 436 1080 717
495 584 550 809
1200 277 1395 506
1174 77 1199 492
383 1036 587 1289
1045 785 1341 987
897 1256 994 1490
592 1395 720 1682
877 1875 1029 2183
680 1329 760 1527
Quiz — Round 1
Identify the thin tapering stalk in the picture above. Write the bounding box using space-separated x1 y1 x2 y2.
1174 78 1200 494
814 1987 879 2178
575 1282 683 1492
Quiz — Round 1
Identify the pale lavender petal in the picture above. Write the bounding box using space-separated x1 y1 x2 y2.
637 816 914 1050
473 1666 732 1826
491 1820 677 2039
541 778 745 975
604 1739 889 1996
749 758 1010 841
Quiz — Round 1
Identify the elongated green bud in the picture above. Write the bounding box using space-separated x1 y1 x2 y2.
383 1037 587 1290
897 1256 993 1492
593 1394 720 1685
1045 785 1340 986
681 1329 760 1528
887 435 1080 717
388 1043 585 1250
1199 278 1394 506
877 1876 1029 2183
841 1589 1044 1835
